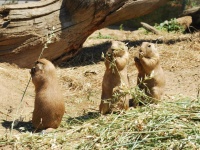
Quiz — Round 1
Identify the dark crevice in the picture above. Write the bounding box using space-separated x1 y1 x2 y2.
2 20 10 28
105 1 126 16
0 9 9 18
53 48 80 65
4 8 60 22
0 0 59 10
94 0 126 27
0 0 61 22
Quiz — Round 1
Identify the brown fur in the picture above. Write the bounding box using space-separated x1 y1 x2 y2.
134 42 166 102
99 41 130 114
176 16 192 30
30 58 65 130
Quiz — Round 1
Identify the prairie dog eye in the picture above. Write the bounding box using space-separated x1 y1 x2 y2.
35 61 39 65
148 44 151 48
111 49 115 52
107 52 112 57
35 61 45 65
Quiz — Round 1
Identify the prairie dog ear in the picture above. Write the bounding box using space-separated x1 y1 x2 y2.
149 43 157 51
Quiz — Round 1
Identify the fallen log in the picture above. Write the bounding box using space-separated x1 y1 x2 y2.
141 22 161 35
0 0 169 68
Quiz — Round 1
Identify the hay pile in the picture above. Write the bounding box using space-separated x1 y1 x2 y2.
1 96 200 149
77 97 200 149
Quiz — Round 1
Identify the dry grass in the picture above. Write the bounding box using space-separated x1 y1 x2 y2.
77 97 200 149
1 96 200 149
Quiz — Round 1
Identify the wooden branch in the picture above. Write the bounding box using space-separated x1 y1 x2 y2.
141 22 161 35
182 6 200 16
0 0 169 68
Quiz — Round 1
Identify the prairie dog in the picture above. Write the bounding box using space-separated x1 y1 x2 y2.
176 16 192 30
30 58 65 130
134 42 165 101
99 41 130 114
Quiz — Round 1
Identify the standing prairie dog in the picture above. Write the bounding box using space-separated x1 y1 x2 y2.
99 41 130 115
30 58 65 130
134 42 166 102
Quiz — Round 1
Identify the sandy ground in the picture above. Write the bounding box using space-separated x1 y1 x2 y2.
0 27 199 135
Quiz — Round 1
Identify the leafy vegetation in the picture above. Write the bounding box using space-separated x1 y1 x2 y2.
155 18 185 33
119 24 124 31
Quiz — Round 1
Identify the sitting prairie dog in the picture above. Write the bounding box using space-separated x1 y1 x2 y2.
134 42 166 102
99 41 130 114
30 58 65 130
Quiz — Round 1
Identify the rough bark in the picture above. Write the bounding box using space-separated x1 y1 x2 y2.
0 0 168 68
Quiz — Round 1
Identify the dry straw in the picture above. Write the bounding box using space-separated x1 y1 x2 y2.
1 96 200 149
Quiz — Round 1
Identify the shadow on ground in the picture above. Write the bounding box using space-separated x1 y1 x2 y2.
2 120 33 133
66 111 100 126
59 35 191 68
59 42 111 68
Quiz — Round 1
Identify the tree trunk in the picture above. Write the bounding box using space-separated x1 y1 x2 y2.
0 0 168 68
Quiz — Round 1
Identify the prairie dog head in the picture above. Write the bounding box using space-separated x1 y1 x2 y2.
30 58 56 87
139 42 159 58
106 41 128 59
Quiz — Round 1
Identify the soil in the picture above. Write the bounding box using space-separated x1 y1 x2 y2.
0 27 199 135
